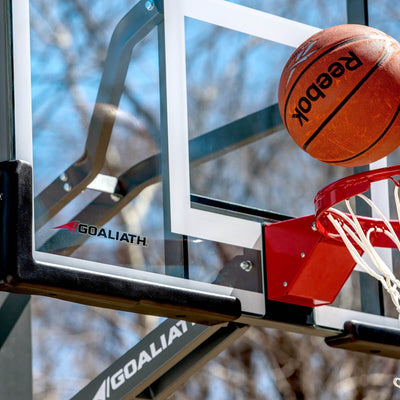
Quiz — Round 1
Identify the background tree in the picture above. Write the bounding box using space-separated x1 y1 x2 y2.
29 0 400 399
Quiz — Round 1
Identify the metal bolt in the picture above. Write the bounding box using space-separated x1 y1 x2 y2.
311 221 317 231
283 281 288 287
145 0 155 11
110 194 121 202
301 252 306 258
63 183 72 192
240 260 253 272
59 172 68 182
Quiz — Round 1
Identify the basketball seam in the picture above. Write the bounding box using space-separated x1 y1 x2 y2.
321 102 400 165
302 45 390 153
283 35 374 127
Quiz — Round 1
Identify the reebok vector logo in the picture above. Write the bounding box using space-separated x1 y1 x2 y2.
53 221 148 247
285 39 318 88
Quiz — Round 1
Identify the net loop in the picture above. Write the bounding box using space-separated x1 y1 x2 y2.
315 167 400 389
389 176 400 188
325 186 400 322
394 377 400 389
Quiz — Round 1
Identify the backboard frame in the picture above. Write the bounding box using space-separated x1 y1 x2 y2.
163 0 320 250
0 0 285 324
0 0 244 325
1 0 400 354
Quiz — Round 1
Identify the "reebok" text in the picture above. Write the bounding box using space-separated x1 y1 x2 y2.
291 50 363 126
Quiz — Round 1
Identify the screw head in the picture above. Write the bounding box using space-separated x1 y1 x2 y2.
63 183 72 192
110 194 121 202
283 281 288 287
311 221 317 231
59 172 68 182
145 0 155 10
301 252 306 258
240 260 253 272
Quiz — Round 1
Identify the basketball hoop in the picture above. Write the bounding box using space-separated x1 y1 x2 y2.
263 164 400 386
315 165 400 389
315 165 400 321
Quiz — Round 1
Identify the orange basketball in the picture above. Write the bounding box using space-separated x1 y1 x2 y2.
278 24 400 167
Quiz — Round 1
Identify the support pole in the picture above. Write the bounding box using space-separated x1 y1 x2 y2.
0 293 32 400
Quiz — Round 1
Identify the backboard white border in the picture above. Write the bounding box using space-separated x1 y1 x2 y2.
15 0 266 318
11 0 33 163
314 305 400 331
12 0 399 325
163 0 320 249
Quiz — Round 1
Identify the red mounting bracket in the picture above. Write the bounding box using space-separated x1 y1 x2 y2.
263 215 360 308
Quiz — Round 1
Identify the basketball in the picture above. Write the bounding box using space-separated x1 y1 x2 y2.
278 24 400 167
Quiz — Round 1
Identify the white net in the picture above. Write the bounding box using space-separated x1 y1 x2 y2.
320 176 400 388
326 187 400 321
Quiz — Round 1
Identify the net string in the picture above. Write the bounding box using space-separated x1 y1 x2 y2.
326 186 400 320
324 185 400 388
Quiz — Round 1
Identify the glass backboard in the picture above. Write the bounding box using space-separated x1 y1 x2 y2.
2 0 400 346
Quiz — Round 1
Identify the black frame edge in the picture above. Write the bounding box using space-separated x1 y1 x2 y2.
0 161 241 325
325 320 400 359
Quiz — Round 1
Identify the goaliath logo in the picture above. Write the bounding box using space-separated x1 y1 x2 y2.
53 221 147 247
91 321 195 400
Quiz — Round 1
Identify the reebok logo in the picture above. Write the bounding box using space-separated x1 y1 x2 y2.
291 50 363 126
285 39 318 88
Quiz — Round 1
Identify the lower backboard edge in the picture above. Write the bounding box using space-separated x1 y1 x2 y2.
0 160 244 325
325 320 400 359
1 263 243 326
